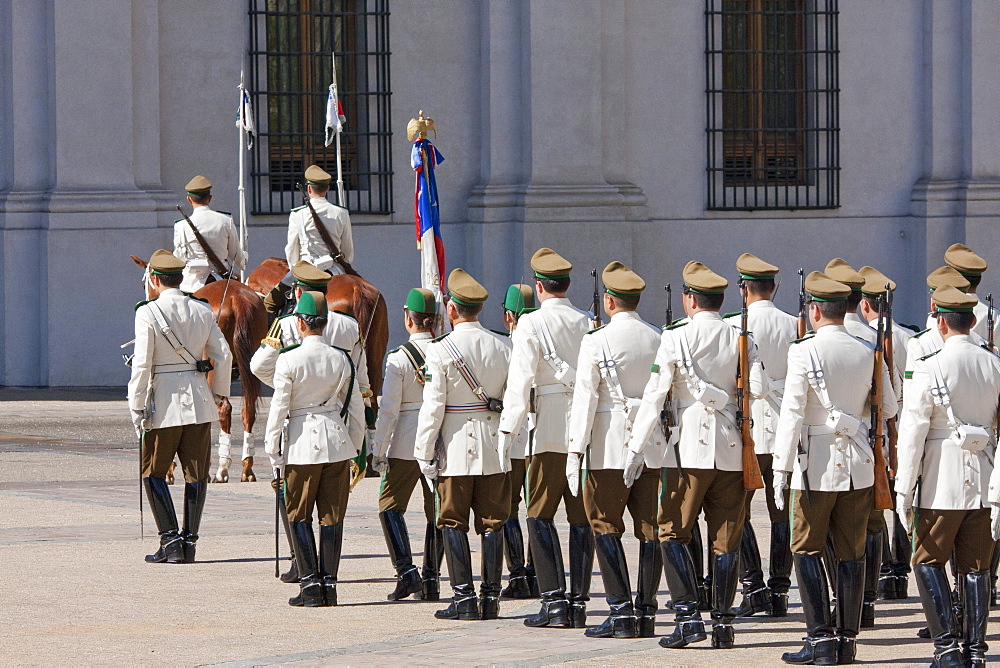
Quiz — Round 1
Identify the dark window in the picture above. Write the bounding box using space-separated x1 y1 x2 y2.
706 0 839 209
248 0 392 215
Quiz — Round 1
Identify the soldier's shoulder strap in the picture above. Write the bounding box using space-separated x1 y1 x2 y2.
664 321 688 331
899 323 921 333
490 329 510 337
918 349 940 361
189 296 210 305
586 324 607 335
134 298 155 312
291 204 308 213
279 343 301 354
791 332 816 345
332 345 356 419
216 210 232 216
431 332 450 343
334 310 357 321
913 327 931 339
722 311 740 319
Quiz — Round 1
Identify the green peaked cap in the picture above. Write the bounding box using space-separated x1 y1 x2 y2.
295 290 328 317
504 284 536 315
404 288 437 314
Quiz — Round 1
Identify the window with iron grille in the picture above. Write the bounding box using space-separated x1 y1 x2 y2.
706 0 839 210
248 0 392 215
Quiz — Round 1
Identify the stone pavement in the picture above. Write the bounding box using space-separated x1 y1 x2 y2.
0 387 995 666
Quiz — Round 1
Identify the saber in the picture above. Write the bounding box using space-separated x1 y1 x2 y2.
138 430 145 539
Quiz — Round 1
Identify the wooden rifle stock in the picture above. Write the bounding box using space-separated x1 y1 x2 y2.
296 182 359 277
591 269 602 328
176 205 229 277
738 285 763 490
870 293 893 510
884 284 898 474
796 268 808 338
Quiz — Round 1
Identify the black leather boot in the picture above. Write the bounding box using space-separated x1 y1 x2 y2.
913 563 963 668
180 479 208 563
420 521 443 601
523 518 571 628
712 551 740 648
836 557 865 664
526 544 540 597
989 545 1000 608
379 510 423 601
963 570 989 667
480 530 503 620
276 486 299 583
143 477 185 564
690 521 711 610
734 520 771 617
890 514 911 599
319 523 343 606
635 540 661 638
567 523 595 628
288 521 325 607
586 534 637 639
500 518 533 599
861 531 882 628
781 553 837 665
769 520 792 617
436 527 479 620
658 540 708 649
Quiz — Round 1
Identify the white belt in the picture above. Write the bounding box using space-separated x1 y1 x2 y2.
154 363 197 374
535 383 571 397
399 401 422 411
926 428 954 441
806 425 865 436
289 405 341 418
595 398 641 413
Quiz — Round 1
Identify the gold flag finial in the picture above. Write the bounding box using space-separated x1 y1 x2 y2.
407 110 437 142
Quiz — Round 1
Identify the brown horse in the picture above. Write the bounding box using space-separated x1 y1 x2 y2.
129 256 269 483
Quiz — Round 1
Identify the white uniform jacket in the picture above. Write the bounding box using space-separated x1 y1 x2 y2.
567 311 665 470
250 312 369 393
285 198 354 275
499 297 590 455
371 333 433 461
725 301 797 455
172 206 246 293
414 321 513 476
865 316 912 389
917 315 987 360
844 312 876 345
772 325 897 492
628 310 763 472
128 289 233 429
263 336 365 467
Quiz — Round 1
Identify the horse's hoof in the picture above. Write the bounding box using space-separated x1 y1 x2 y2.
212 468 230 483
166 462 176 485
241 457 256 482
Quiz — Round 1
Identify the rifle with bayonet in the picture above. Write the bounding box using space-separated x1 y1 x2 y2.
590 269 602 329
737 282 764 490
659 285 676 440
988 293 995 352
884 284 899 475
295 182 359 277
797 268 808 338
870 291 894 510
176 205 230 277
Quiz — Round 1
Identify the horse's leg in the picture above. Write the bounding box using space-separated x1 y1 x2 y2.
241 396 257 482
212 400 233 483
166 461 176 485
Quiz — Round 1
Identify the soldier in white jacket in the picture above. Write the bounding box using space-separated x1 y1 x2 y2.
771 272 897 666
723 254 797 619
263 291 365 608
128 250 233 565
172 175 246 293
499 248 594 629
944 243 1000 344
627 261 763 651
414 269 513 622
910 267 973 360
369 289 442 602
566 262 664 640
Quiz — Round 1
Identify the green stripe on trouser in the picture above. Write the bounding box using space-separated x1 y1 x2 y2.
789 488 797 549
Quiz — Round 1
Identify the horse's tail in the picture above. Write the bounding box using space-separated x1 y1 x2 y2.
229 293 264 410
353 279 382 340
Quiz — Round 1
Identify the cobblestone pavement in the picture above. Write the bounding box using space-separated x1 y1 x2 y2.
0 387 996 666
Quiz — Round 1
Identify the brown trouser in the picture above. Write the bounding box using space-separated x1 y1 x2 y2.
659 468 747 554
584 467 659 541
913 507 993 574
526 451 588 525
509 457 529 516
743 454 789 523
378 457 436 522
285 460 351 524
438 473 511 534
790 486 873 561
141 422 212 483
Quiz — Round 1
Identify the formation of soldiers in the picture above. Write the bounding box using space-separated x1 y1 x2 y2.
127 166 1000 667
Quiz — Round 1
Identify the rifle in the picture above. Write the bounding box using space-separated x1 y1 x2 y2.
590 269 602 329
274 466 281 578
797 268 808 338
659 285 676 441
665 284 673 327
176 205 230 277
738 283 764 490
988 293 995 351
295 182 359 277
884 284 899 475
870 292 894 510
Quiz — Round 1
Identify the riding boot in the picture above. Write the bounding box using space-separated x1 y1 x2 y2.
781 553 837 665
278 486 300 583
526 542 540 597
379 510 423 601
420 521 444 601
989 544 1000 608
658 539 708 649
892 513 911 599
769 520 792 616
180 478 208 563
142 477 185 564
877 528 896 600
835 557 865 665
963 570 989 667
480 530 504 620
913 563 964 668
635 540 661 638
288 521 325 607
586 534 636 639
263 281 291 318
711 551 740 648
500 518 533 599
567 523 595 628
734 520 771 617
523 517 571 628
318 523 343 607
861 530 882 627
435 527 479 620
690 520 711 610
823 536 838 617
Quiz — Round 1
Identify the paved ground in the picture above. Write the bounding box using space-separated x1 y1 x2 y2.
0 387 996 666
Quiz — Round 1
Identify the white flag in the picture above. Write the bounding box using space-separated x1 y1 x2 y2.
324 83 347 147
237 88 255 149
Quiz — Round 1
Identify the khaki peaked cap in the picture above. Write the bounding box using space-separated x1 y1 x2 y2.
805 271 851 301
926 266 971 293
602 261 645 296
944 243 988 277
530 248 573 280
932 285 978 313
683 261 728 294
858 266 896 295
304 164 332 186
736 253 779 279
148 249 185 275
184 175 212 195
292 261 332 288
824 258 865 290
448 268 488 305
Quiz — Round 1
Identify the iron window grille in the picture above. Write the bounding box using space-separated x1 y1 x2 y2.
706 0 839 210
248 0 392 215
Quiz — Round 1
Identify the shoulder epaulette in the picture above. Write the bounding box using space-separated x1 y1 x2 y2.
291 205 308 212
664 321 688 331
173 218 183 224
333 345 351 355
913 328 930 339
586 324 607 335
279 343 300 354
189 296 209 305
388 346 400 355
216 210 231 216
277 313 295 321
918 350 940 361
431 333 450 343
490 329 510 337
134 298 154 312
722 311 740 319
791 333 816 344
900 323 921 333
854 336 876 350
329 202 348 212
333 310 357 321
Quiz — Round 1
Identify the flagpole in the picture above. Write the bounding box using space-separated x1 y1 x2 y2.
237 70 248 281
332 53 346 208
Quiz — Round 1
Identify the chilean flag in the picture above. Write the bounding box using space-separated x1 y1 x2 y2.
412 138 445 297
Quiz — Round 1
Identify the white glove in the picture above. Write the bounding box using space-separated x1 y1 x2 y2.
896 492 914 531
269 455 285 479
623 450 644 488
566 453 582 497
498 432 512 474
371 454 389 474
132 408 150 437
773 470 789 512
418 458 438 480
991 505 1000 542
